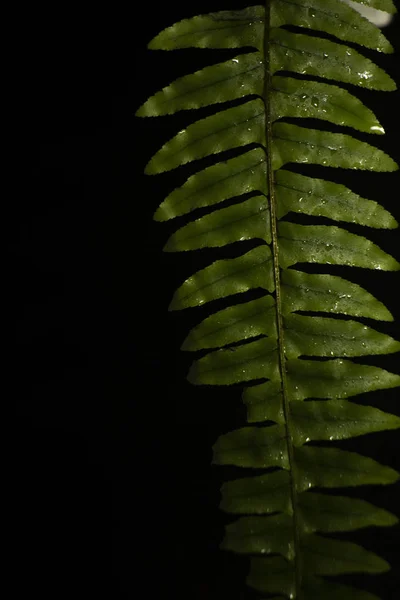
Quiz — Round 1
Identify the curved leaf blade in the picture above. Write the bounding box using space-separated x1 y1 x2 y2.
221 513 294 558
137 53 263 117
247 556 294 596
169 245 274 311
302 534 389 574
302 575 381 600
281 269 394 321
212 424 289 469
284 313 400 358
270 28 396 90
243 380 284 424
286 358 400 401
278 222 400 270
299 492 398 533
188 337 278 385
146 99 265 174
182 295 276 351
271 0 393 53
272 122 399 171
148 6 264 51
220 469 292 514
154 148 267 221
290 399 400 445
295 446 399 490
271 76 385 134
276 169 397 228
164 195 271 252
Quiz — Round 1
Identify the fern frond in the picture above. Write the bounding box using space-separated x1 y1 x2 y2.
137 1 400 598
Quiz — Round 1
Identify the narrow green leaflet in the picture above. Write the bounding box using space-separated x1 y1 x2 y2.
182 295 276 351
271 0 394 53
299 493 398 532
271 76 386 134
145 100 265 174
276 170 397 227
169 245 274 310
300 576 381 600
290 399 400 445
188 337 279 385
163 195 271 252
270 28 396 90
302 534 389 574
284 313 400 358
272 122 398 171
243 379 284 423
278 222 400 270
154 148 267 221
137 53 264 116
247 556 295 596
220 469 292 514
279 359 400 400
148 6 264 51
281 270 394 320
221 513 294 557
212 424 289 469
223 516 389 572
248 561 383 599
295 447 399 490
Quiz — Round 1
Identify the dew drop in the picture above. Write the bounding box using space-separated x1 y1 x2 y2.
358 70 373 80
370 124 385 134
311 96 319 107
323 53 329 59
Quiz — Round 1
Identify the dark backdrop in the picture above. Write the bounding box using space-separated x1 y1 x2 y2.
7 2 400 599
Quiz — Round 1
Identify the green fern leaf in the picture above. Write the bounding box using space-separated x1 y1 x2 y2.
137 1 400 598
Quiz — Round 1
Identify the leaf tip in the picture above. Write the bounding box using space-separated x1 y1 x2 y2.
369 123 385 135
134 107 143 118
144 158 161 176
153 208 164 222
147 36 163 51
162 239 175 253
168 296 179 311
180 338 190 351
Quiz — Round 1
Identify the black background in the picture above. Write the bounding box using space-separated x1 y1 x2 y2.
7 2 400 598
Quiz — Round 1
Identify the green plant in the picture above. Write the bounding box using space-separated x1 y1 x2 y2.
136 1 400 598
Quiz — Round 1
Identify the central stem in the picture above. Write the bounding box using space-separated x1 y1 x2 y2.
263 2 302 596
